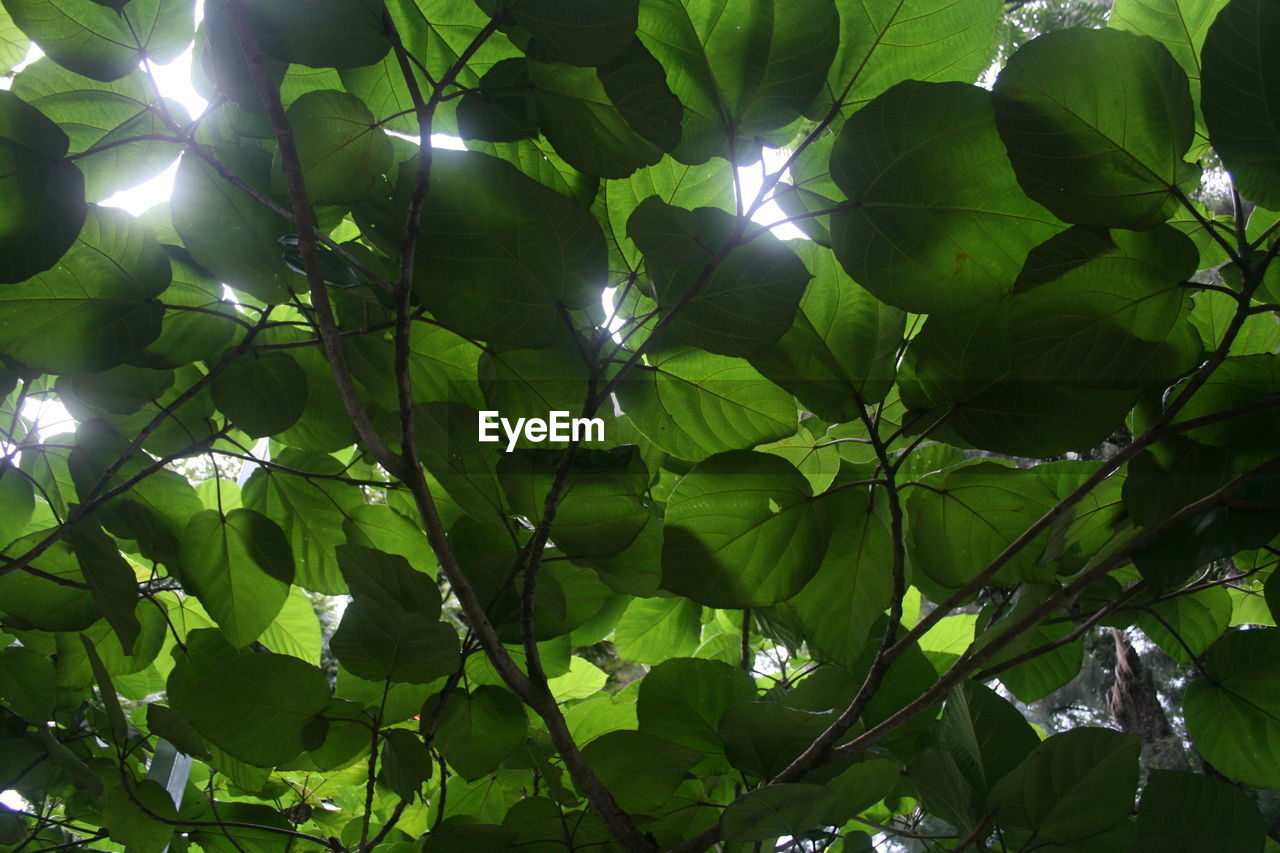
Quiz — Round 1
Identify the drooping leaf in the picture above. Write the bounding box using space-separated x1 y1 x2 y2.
579 730 700 813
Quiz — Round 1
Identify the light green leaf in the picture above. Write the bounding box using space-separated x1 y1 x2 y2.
177 509 294 649
662 450 828 607
275 89 391 205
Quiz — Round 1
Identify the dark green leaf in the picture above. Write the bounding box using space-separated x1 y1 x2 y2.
412 149 605 348
628 197 810 357
1184 627 1280 787
1201 0 1280 208
177 509 294 648
1136 769 1265 852
993 27 1198 228
2 0 192 81
212 352 309 439
989 727 1140 844
662 450 828 607
637 657 756 753
432 686 528 781
829 81 1063 314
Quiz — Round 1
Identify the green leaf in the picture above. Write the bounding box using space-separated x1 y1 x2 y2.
618 347 797 461
432 686 528 781
579 730 700 813
718 701 834 778
1184 627 1280 787
1166 354 1280 451
612 595 701 664
1110 0 1229 147
275 90 392 205
168 631 333 767
829 80 1063 314
989 727 1141 844
1136 586 1231 664
258 587 322 664
993 27 1199 229
906 462 1060 588
1201 0 1280 209
1136 770 1265 852
940 681 1040 797
171 142 298 305
2 0 192 81
0 534 97 631
779 490 892 668
330 545 459 683
628 197 810 358
412 149 605 347
0 645 56 723
0 91 86 285
720 783 838 844
514 0 637 67
378 728 433 800
212 352 309 439
637 657 756 753
750 242 905 419
0 462 35 549
812 0 1000 117
662 450 828 607
177 509 294 649
0 206 168 373
457 58 539 143
901 227 1202 457
0 5 27 72
102 779 177 853
499 446 648 559
240 0 390 69
68 524 141 653
242 450 365 593
11 61 188 202
635 0 839 163
528 56 669 179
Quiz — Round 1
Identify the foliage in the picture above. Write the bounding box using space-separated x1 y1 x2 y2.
0 0 1278 851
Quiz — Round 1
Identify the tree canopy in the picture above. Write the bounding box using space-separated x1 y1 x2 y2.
0 0 1278 851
